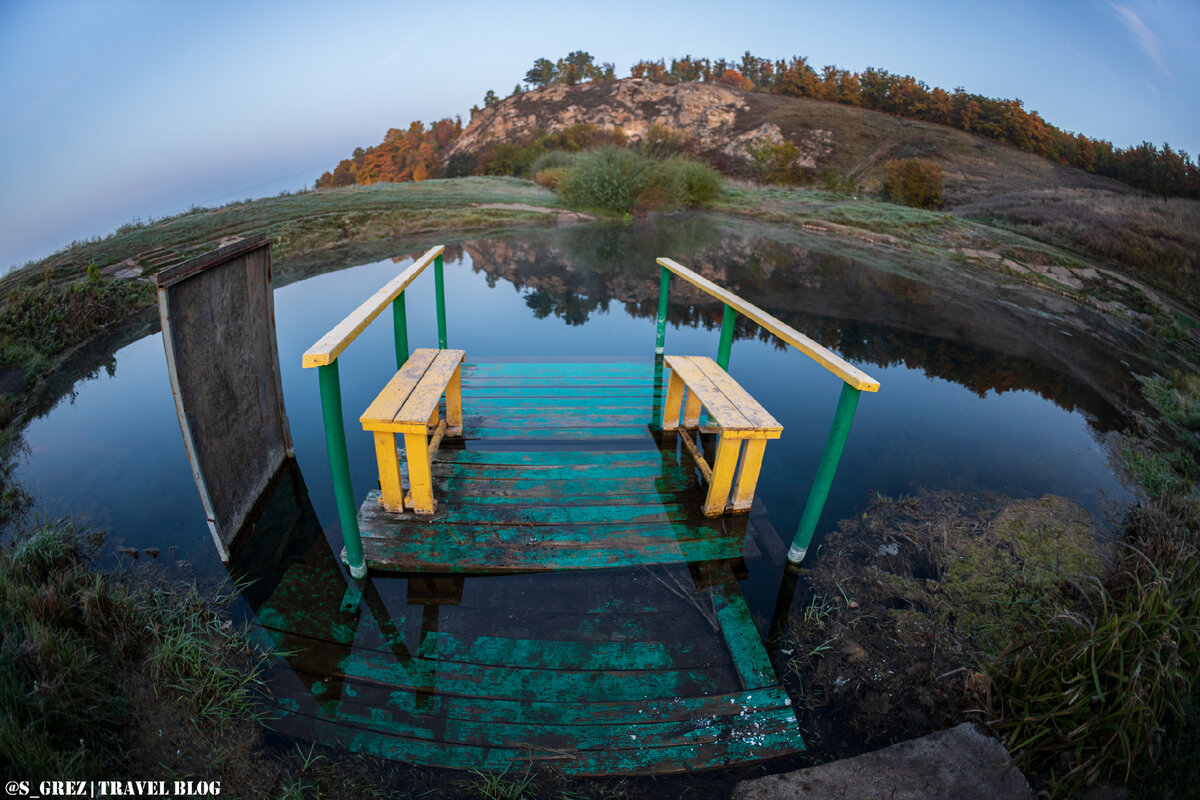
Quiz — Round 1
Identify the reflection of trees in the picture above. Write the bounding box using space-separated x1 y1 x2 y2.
462 219 1153 429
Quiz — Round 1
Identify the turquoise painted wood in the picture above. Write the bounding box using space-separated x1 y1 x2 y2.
254 552 804 776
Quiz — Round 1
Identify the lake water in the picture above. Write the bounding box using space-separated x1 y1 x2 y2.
10 214 1150 770
12 215 1140 579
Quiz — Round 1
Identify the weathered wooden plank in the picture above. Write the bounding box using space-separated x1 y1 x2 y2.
270 685 797 755
461 425 652 439
664 356 753 431
709 582 777 691
434 450 666 467
692 356 783 434
270 702 801 775
361 496 725 527
462 362 649 376
303 246 443 367
270 668 792 728
358 532 744 573
397 349 466 426
332 645 728 702
657 256 879 392
360 349 437 427
429 462 672 480
461 413 653 427
461 376 655 388
459 386 661 399
432 473 693 497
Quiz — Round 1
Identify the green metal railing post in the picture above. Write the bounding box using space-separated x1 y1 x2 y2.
650 354 665 432
317 360 367 579
392 291 408 371
788 382 862 565
654 266 670 354
717 303 736 370
434 253 447 348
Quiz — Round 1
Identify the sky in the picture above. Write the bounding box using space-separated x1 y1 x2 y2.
1 0 1197 272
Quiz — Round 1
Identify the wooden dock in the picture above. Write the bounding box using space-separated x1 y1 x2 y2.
355 360 761 573
255 545 803 775
279 245 887 775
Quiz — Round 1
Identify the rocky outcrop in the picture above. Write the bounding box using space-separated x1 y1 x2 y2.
445 78 832 171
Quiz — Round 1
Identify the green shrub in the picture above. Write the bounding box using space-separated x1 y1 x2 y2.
658 156 723 206
556 147 655 211
529 150 578 174
881 158 944 209
443 152 477 178
746 138 812 185
553 148 723 212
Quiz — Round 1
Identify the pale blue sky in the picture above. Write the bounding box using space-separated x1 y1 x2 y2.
1 0 1196 271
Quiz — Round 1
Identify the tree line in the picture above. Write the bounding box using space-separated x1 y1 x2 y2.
626 52 1198 198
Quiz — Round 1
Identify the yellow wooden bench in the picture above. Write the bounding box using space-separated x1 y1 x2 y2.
360 348 464 515
662 355 783 517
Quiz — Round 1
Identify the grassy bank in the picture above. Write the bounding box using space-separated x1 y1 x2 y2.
781 371 1200 798
0 521 273 780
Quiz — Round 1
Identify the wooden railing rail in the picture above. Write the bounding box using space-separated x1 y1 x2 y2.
655 258 879 392
301 245 448 578
653 257 880 565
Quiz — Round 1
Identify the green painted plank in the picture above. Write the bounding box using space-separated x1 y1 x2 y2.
363 497 713 527
399 490 698 509
711 583 778 691
435 450 667 466
462 378 655 389
270 705 802 775
463 398 662 410
429 463 678 481
463 363 649 375
274 677 794 728
359 534 744 573
459 386 661 399
332 645 728 702
271 688 797 756
461 426 651 439
431 469 690 492
458 412 652 424
427 634 700 671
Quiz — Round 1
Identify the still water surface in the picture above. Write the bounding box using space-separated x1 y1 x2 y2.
13 215 1149 767
14 216 1137 582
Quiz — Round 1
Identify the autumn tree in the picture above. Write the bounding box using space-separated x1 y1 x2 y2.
631 59 667 78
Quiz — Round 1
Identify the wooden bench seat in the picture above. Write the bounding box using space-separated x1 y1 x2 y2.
360 348 464 514
662 355 782 517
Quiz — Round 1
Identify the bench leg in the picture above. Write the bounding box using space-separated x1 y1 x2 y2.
404 432 436 515
702 435 740 517
683 387 702 429
445 364 463 436
730 438 767 513
371 431 405 512
662 369 685 431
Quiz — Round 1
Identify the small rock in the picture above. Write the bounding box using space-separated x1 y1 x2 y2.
117 547 138 559
144 548 160 558
839 639 868 663
848 600 860 609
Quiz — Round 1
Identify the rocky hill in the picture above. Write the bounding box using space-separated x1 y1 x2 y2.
447 78 1130 206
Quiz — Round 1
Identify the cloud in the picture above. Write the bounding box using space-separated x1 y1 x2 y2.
1110 3 1173 81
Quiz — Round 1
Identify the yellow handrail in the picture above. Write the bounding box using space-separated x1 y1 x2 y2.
655 257 880 392
302 245 445 368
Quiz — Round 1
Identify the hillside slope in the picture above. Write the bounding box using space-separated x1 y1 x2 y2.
449 78 1129 205
451 79 1198 305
